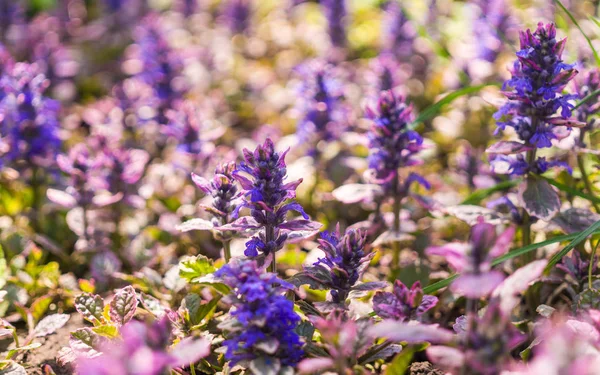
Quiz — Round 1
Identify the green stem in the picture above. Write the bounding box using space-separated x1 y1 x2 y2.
223 240 231 264
266 225 276 273
190 363 197 375
589 239 600 291
391 172 402 268
578 154 600 213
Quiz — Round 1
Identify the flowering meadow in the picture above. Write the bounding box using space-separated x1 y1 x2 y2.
4 0 600 374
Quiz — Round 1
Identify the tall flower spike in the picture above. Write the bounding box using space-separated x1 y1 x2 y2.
295 61 349 152
0 62 61 170
382 0 416 61
322 0 347 49
216 259 303 371
366 90 428 191
488 22 584 176
426 217 515 298
232 138 319 258
472 0 512 63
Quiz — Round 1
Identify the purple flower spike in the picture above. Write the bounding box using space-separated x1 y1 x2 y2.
215 259 303 369
322 0 347 49
426 217 515 298
0 61 61 170
222 0 252 35
490 22 584 176
231 138 319 257
382 0 416 60
373 280 438 321
366 90 426 192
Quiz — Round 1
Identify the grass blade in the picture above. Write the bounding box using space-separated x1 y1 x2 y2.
412 84 498 127
574 88 600 110
461 179 520 205
423 274 458 294
555 0 600 66
545 219 600 272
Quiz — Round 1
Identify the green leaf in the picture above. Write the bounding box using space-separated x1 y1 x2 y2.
30 295 52 323
411 84 499 127
190 274 231 295
0 246 7 290
422 274 459 294
71 328 102 348
74 293 105 325
184 293 220 326
34 313 69 337
7 342 41 359
179 255 216 283
385 347 416 375
461 180 520 205
92 325 119 339
545 219 600 273
555 0 600 66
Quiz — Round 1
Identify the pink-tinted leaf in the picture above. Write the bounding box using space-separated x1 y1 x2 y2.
47 188 77 208
109 286 138 326
92 192 123 207
351 281 389 292
215 216 260 232
332 184 383 204
492 259 547 313
285 221 323 242
176 218 214 232
426 345 465 370
489 226 516 258
547 117 587 127
451 272 505 298
34 313 70 337
122 149 149 184
486 141 533 155
169 337 211 367
298 358 335 374
372 230 415 247
368 321 454 344
425 243 469 272
279 219 322 232
518 176 560 221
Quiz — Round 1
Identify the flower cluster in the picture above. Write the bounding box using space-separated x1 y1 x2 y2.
366 90 427 191
216 259 303 369
77 317 210 375
426 218 515 298
373 280 438 321
322 0 347 49
312 227 373 303
233 138 314 257
473 0 512 63
295 61 349 151
489 22 583 176
382 0 415 60
222 0 252 35
0 61 61 170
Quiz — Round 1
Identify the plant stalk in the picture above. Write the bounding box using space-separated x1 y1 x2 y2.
391 172 402 268
223 240 231 264
577 154 600 213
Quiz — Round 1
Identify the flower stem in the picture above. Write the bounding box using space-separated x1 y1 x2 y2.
521 146 537 264
266 224 277 273
577 154 600 213
223 240 231 264
589 239 600 291
392 172 402 268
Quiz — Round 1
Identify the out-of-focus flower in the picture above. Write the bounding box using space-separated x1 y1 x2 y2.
368 54 404 95
426 217 515 298
573 68 600 144
373 280 438 321
295 61 349 152
76 317 210 375
322 0 347 49
472 0 512 63
216 259 303 370
0 62 61 169
381 0 415 60
489 22 584 176
222 0 252 35
428 301 526 374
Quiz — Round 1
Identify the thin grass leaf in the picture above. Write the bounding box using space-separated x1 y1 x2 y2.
543 177 600 204
411 84 499 127
461 179 521 205
545 219 600 273
555 0 600 66
591 16 600 29
423 228 600 294
574 88 600 110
